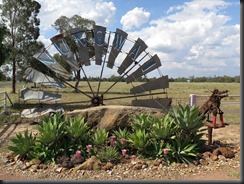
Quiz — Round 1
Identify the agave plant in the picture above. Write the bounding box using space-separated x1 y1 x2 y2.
130 113 154 131
92 128 108 146
170 104 205 137
112 128 129 149
169 136 200 164
96 146 119 163
37 113 65 146
8 129 36 160
149 114 177 141
128 129 150 152
65 116 90 140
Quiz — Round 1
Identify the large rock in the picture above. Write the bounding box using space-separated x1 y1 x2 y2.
66 105 166 131
74 156 101 171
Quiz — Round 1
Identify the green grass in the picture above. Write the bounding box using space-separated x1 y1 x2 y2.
0 81 240 124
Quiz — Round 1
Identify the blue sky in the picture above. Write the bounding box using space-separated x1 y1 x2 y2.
2 0 239 79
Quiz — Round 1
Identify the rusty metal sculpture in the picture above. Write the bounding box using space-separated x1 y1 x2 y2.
199 89 229 145
199 89 228 128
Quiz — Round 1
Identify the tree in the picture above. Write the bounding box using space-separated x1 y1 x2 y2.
0 22 8 67
0 0 41 93
53 15 96 92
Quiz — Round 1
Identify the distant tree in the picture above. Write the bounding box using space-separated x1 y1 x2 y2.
53 15 95 92
0 0 41 93
234 76 240 83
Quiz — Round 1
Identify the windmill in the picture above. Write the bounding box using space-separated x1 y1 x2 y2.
21 25 172 117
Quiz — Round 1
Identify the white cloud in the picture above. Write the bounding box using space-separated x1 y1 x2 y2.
37 0 116 31
125 0 240 77
120 7 150 31
82 1 116 26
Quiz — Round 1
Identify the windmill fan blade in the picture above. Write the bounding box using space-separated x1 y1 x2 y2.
71 28 91 66
50 34 80 71
20 87 62 101
130 75 169 94
125 54 161 83
107 28 128 69
93 25 106 65
132 98 172 110
23 67 65 88
117 38 148 75
33 49 71 79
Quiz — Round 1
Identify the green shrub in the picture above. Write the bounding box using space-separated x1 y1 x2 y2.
7 105 207 165
37 113 65 146
149 114 176 141
92 128 108 146
112 128 129 149
65 116 89 139
168 136 200 164
170 104 206 137
8 129 36 160
130 113 153 131
65 116 90 151
96 146 119 163
128 129 150 153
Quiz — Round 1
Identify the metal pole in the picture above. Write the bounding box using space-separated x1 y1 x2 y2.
207 126 213 145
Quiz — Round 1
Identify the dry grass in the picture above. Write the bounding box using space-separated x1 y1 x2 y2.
0 81 240 124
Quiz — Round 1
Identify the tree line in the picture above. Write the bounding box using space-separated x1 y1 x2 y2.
169 75 240 83
63 75 241 83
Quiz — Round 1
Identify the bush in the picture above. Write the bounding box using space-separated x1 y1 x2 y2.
8 129 36 160
96 146 119 163
8 105 206 165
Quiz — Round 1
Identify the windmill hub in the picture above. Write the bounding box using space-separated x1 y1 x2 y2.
91 95 104 106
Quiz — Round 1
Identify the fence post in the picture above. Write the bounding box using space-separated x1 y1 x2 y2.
189 94 196 106
4 91 6 113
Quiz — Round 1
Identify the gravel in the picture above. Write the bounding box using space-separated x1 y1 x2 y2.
0 146 240 181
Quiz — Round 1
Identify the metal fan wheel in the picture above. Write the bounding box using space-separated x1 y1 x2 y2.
28 25 172 110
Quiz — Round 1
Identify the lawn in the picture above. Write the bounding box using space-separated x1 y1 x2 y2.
0 81 240 124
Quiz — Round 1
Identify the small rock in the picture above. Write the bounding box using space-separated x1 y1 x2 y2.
151 166 158 171
74 156 101 171
34 159 41 166
192 160 200 166
61 167 69 173
38 164 48 170
14 156 20 162
101 162 113 171
6 152 14 159
202 151 212 159
152 158 163 166
133 163 143 170
19 164 28 171
200 159 209 165
29 165 38 172
55 167 63 173
71 154 85 165
61 160 74 169
142 163 148 169
25 162 34 168
210 155 218 161
218 155 226 161
2 156 10 164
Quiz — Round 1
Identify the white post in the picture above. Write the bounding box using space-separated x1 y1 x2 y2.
189 94 196 106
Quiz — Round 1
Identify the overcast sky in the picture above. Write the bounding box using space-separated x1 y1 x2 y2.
1 0 240 78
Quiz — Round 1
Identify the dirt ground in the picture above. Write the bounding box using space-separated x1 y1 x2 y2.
0 118 241 181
